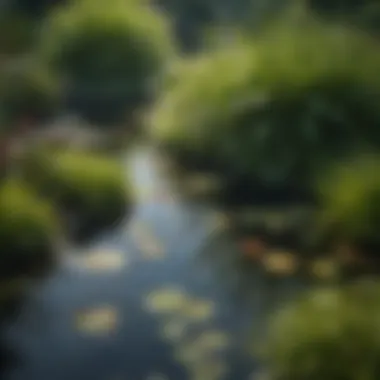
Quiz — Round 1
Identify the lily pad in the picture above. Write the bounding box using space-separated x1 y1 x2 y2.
262 251 299 276
310 258 340 280
179 298 215 322
161 318 188 341
75 306 119 335
194 330 230 351
145 287 187 314
78 249 126 272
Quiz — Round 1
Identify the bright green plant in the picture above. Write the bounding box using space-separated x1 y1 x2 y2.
151 16 380 191
262 282 380 380
20 149 129 231
0 180 58 279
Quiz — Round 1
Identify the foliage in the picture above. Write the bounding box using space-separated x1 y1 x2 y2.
317 154 380 253
0 64 60 126
0 180 58 279
19 149 129 229
3 0 67 18
308 0 380 33
151 17 380 191
0 11 36 56
262 281 380 380
39 0 174 123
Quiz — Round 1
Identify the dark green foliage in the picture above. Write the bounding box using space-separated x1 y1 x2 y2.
19 149 129 236
317 155 380 255
0 11 36 56
0 64 60 126
40 0 174 124
262 282 380 380
0 180 58 279
152 18 380 197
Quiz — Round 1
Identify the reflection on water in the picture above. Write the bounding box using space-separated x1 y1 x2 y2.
1 146 309 380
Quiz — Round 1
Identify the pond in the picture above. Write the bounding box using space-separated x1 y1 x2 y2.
1 146 310 380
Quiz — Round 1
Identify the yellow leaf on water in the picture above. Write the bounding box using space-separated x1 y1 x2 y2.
145 288 187 314
78 249 126 272
130 221 165 260
75 306 119 335
310 258 339 280
208 212 230 233
195 330 230 351
179 298 215 322
161 318 188 341
262 251 299 276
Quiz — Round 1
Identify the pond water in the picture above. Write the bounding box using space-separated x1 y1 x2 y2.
2 146 309 380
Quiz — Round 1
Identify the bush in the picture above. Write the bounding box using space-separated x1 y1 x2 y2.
151 17 380 197
40 0 174 124
19 149 129 237
0 11 36 56
0 180 58 280
262 282 380 380
317 154 380 256
0 64 60 127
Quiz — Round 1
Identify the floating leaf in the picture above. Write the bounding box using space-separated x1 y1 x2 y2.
75 306 119 335
179 298 215 322
145 287 187 314
262 251 299 276
161 318 188 341
195 330 230 351
78 249 126 272
310 258 340 280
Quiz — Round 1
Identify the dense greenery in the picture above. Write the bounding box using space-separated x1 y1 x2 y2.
20 148 129 237
0 11 37 56
0 180 58 280
40 0 174 124
263 282 380 380
151 18 380 197
317 155 380 256
0 64 60 127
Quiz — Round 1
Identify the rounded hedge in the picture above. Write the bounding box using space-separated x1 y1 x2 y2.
0 180 58 279
262 282 380 380
317 154 380 256
19 149 129 235
151 18 380 192
0 64 60 127
40 0 174 123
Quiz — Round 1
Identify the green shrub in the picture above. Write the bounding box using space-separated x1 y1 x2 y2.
0 11 36 56
317 154 380 254
151 17 380 191
39 0 174 123
262 282 380 380
0 64 60 126
0 180 58 279
19 149 129 232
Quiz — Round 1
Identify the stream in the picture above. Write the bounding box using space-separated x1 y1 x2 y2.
2 146 308 380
